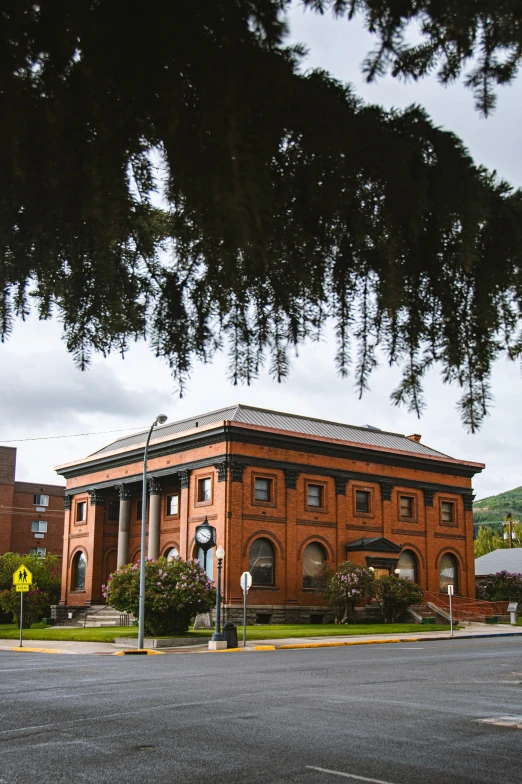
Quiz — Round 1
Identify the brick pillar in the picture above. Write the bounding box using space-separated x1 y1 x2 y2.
424 488 438 593
380 481 394 540
60 495 72 604
86 490 105 604
147 478 162 560
463 492 476 598
334 476 350 566
116 485 132 568
284 469 300 605
224 461 245 604
178 470 191 559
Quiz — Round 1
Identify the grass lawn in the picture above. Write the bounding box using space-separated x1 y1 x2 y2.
0 622 451 643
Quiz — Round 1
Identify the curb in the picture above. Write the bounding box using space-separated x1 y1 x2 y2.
112 649 164 656
10 646 72 654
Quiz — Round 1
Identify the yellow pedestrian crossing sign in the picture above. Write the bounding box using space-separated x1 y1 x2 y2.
13 565 33 586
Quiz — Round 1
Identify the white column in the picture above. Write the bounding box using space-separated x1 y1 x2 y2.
116 485 132 568
147 478 162 560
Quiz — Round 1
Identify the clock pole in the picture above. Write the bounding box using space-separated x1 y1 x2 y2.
211 546 225 642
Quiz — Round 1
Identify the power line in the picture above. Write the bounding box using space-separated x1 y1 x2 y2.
0 426 148 444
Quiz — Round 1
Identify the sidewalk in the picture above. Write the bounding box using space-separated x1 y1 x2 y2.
0 623 520 655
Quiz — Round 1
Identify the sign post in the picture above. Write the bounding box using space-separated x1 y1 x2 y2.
13 565 33 648
447 584 454 637
240 572 252 648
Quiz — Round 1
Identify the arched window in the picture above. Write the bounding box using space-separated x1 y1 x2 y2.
249 538 275 586
165 547 179 561
196 547 214 581
440 553 458 594
303 543 326 588
398 550 418 582
73 551 86 590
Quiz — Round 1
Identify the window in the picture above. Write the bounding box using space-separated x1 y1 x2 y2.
31 521 47 533
166 494 179 516
30 547 46 558
303 543 326 588
136 500 142 520
197 477 211 503
33 494 49 506
249 538 275 586
166 547 179 560
254 477 272 502
355 490 370 513
72 551 86 590
440 553 458 593
307 484 324 508
398 550 418 582
441 502 455 523
400 496 414 518
108 500 119 521
76 501 87 522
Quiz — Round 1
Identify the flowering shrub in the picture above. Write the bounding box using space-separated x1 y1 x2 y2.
476 571 522 602
0 588 53 627
318 561 375 623
104 556 216 636
371 576 424 623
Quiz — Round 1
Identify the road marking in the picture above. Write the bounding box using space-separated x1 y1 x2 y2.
394 647 424 650
307 766 398 784
477 716 522 729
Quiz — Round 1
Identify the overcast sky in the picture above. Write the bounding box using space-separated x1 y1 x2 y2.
1 6 521 502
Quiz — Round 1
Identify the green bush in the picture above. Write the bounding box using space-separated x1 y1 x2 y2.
372 576 424 623
0 553 61 623
476 571 522 602
318 561 375 624
0 588 53 628
104 557 216 636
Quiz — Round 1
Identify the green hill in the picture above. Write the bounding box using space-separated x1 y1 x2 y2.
473 486 522 533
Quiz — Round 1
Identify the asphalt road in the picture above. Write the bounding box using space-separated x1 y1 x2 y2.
1 638 521 784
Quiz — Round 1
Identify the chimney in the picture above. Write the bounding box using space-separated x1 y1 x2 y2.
407 434 422 443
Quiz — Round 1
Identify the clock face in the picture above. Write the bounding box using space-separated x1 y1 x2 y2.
196 528 212 544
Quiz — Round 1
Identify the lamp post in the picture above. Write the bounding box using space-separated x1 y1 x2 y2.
138 414 168 650
211 546 225 643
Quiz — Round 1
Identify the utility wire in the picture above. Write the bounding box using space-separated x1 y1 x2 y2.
0 426 149 444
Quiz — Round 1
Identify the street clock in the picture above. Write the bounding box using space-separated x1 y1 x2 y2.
194 517 216 552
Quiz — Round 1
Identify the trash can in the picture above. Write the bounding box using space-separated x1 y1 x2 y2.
223 621 238 649
508 602 519 625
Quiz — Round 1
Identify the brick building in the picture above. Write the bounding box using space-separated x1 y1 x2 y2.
0 446 65 559
55 405 483 622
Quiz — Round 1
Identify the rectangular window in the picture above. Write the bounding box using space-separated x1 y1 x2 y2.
307 484 324 508
31 521 47 533
355 490 370 513
29 547 46 558
136 500 142 521
76 501 87 522
33 494 49 506
441 501 454 523
254 478 272 502
108 500 119 521
400 496 414 518
197 477 211 503
167 494 179 516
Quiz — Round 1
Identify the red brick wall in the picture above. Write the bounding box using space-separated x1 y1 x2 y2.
0 447 64 560
59 427 479 607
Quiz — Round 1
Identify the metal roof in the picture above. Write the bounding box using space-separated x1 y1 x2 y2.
91 403 450 458
474 549 522 576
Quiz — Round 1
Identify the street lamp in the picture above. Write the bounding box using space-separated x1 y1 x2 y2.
211 545 225 643
138 414 168 650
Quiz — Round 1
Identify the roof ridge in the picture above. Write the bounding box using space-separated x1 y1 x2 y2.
234 403 435 445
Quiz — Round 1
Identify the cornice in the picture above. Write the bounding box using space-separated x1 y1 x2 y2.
63 451 476 503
